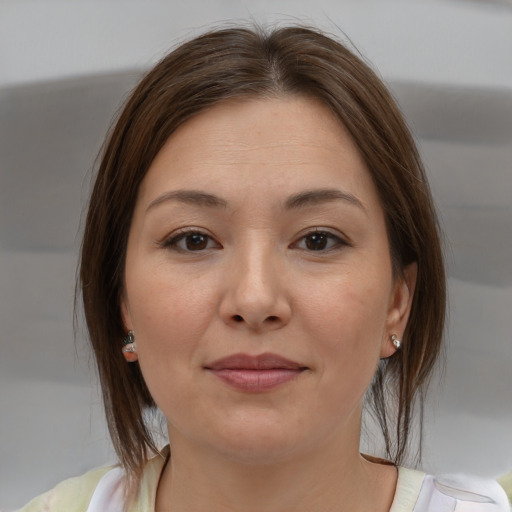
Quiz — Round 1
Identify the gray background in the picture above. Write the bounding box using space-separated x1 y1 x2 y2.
1 0 511 509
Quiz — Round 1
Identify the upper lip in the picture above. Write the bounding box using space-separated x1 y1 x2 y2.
205 353 307 371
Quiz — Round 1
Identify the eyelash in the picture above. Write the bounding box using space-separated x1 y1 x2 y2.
291 230 348 252
160 229 221 253
160 228 348 253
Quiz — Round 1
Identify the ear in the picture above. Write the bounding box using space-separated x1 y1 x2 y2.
380 262 417 358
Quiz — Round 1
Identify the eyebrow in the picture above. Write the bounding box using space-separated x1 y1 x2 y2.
284 188 366 212
146 187 365 213
147 190 228 211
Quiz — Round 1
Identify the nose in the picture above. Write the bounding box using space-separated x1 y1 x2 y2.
219 242 292 332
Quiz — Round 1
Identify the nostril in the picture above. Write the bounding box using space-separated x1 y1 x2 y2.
229 314 283 327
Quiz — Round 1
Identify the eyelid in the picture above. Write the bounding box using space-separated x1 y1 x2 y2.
158 227 221 252
157 226 349 252
290 228 350 251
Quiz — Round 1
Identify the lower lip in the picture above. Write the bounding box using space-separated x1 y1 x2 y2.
208 368 304 392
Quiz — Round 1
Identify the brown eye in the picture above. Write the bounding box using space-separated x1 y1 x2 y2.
305 233 329 251
294 231 346 252
163 230 220 252
185 233 209 250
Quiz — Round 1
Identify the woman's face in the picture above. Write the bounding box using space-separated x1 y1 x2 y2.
122 96 414 463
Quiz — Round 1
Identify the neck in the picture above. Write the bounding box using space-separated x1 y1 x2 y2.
155 425 397 512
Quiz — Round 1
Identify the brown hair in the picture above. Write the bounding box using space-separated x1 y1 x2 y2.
79 24 445 488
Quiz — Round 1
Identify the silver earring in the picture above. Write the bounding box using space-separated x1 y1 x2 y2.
122 330 138 362
391 334 401 349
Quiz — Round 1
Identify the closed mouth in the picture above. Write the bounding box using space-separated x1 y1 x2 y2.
204 352 308 371
204 353 308 392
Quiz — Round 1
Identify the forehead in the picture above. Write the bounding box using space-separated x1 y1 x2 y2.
136 96 381 214
153 95 360 164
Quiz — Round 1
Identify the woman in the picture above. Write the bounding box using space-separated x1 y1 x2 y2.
19 25 509 511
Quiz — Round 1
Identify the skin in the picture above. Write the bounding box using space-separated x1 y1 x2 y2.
121 96 417 511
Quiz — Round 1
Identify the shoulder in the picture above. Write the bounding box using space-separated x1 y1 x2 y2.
17 466 113 512
17 448 169 512
498 471 512 505
420 473 511 511
393 468 511 512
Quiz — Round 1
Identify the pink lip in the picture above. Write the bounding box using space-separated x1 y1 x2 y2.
204 353 308 392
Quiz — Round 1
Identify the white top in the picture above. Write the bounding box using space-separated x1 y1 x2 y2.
20 449 510 512
84 465 509 512
390 467 510 511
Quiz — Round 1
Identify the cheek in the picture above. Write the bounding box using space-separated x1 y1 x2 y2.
300 269 390 340
297 270 390 384
125 267 219 364
127 274 219 417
